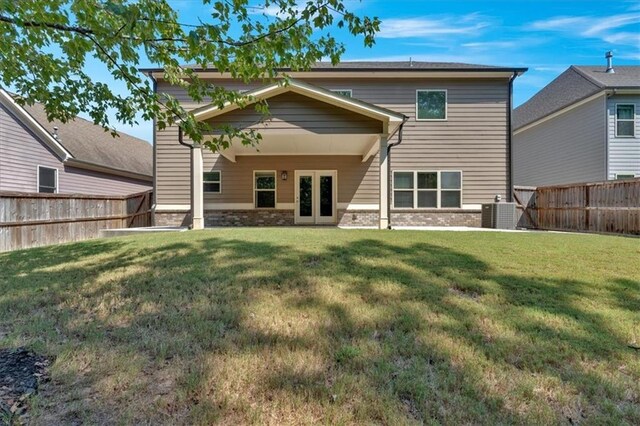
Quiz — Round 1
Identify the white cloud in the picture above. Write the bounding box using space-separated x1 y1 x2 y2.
378 14 490 39
529 13 640 47
462 41 517 49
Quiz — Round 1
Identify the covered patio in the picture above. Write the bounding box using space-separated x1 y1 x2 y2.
184 79 407 229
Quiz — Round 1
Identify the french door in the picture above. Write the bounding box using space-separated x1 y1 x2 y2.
294 170 337 224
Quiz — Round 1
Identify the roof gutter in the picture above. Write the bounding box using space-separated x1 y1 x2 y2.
386 115 410 229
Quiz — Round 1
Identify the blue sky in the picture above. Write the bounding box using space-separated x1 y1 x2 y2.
83 0 640 142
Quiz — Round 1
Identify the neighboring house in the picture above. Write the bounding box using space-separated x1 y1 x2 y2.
142 61 527 229
513 59 640 187
0 89 152 195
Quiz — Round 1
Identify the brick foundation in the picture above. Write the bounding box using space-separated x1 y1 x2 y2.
154 211 191 227
337 209 379 227
205 209 294 226
390 210 481 227
154 209 481 227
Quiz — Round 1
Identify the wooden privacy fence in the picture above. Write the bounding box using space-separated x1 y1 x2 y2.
514 179 640 235
0 190 153 252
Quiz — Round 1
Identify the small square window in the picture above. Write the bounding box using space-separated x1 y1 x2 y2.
38 166 57 193
417 90 447 120
331 89 352 98
203 171 221 193
417 172 437 189
394 172 414 189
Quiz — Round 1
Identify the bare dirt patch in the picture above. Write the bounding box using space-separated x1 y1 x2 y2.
0 347 50 424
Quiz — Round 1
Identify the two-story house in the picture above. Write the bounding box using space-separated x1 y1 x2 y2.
513 57 640 187
0 89 152 195
143 61 526 229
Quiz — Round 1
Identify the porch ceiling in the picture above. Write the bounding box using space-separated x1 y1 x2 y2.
216 133 380 163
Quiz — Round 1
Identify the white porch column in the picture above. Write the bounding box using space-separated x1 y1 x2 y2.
379 134 389 229
191 144 204 230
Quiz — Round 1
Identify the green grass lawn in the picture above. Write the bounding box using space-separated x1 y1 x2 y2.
0 229 639 425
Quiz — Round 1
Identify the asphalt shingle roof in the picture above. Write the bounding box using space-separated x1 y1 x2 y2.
514 65 640 130
21 102 152 177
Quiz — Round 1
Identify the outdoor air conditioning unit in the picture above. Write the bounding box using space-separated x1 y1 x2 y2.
481 202 516 229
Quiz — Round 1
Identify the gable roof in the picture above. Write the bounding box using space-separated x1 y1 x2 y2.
141 61 527 76
514 65 640 130
0 89 152 179
190 78 407 126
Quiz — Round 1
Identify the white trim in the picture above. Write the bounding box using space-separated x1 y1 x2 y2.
514 91 606 135
337 203 379 211
0 89 73 161
462 204 482 210
614 103 636 138
154 204 190 212
416 89 448 121
218 150 236 163
253 170 277 208
392 170 463 209
36 165 58 193
362 138 380 162
203 169 222 194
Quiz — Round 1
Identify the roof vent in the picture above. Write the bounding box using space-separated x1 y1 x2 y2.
52 126 59 140
605 51 615 74
409 57 413 67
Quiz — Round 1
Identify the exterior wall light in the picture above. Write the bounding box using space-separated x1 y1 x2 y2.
281 171 288 181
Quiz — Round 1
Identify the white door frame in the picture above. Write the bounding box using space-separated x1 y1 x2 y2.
294 170 337 224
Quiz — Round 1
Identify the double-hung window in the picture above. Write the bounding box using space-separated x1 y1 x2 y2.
393 171 462 208
254 171 276 208
416 90 447 120
616 104 635 137
203 171 221 193
37 166 58 193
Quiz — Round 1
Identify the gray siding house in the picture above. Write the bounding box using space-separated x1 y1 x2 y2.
513 63 640 187
143 62 526 229
0 89 153 195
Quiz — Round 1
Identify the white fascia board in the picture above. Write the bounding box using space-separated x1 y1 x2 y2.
150 71 517 80
0 88 73 161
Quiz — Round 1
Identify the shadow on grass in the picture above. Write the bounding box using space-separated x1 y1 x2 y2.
0 233 637 424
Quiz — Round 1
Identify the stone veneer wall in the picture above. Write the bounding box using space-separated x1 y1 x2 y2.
154 211 191 227
154 209 481 227
390 210 481 227
205 209 294 226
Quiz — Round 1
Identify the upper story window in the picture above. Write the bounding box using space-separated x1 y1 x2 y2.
254 171 276 208
331 89 352 98
616 104 635 137
416 90 447 120
392 171 462 209
203 171 221 193
37 166 58 193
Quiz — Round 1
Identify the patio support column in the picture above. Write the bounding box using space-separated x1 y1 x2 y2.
379 134 389 229
191 143 204 230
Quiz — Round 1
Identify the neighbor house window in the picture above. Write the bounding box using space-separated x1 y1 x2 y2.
37 166 57 193
393 171 462 208
615 173 636 180
616 104 635 137
254 171 276 208
416 90 447 120
203 171 221 193
331 89 352 98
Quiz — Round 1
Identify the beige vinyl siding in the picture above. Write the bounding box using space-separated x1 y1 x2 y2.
0 103 151 195
201 155 378 204
607 95 640 179
513 96 606 187
155 77 511 206
206 92 382 135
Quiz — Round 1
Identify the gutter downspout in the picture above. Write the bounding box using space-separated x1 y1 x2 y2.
386 116 409 229
508 72 516 201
